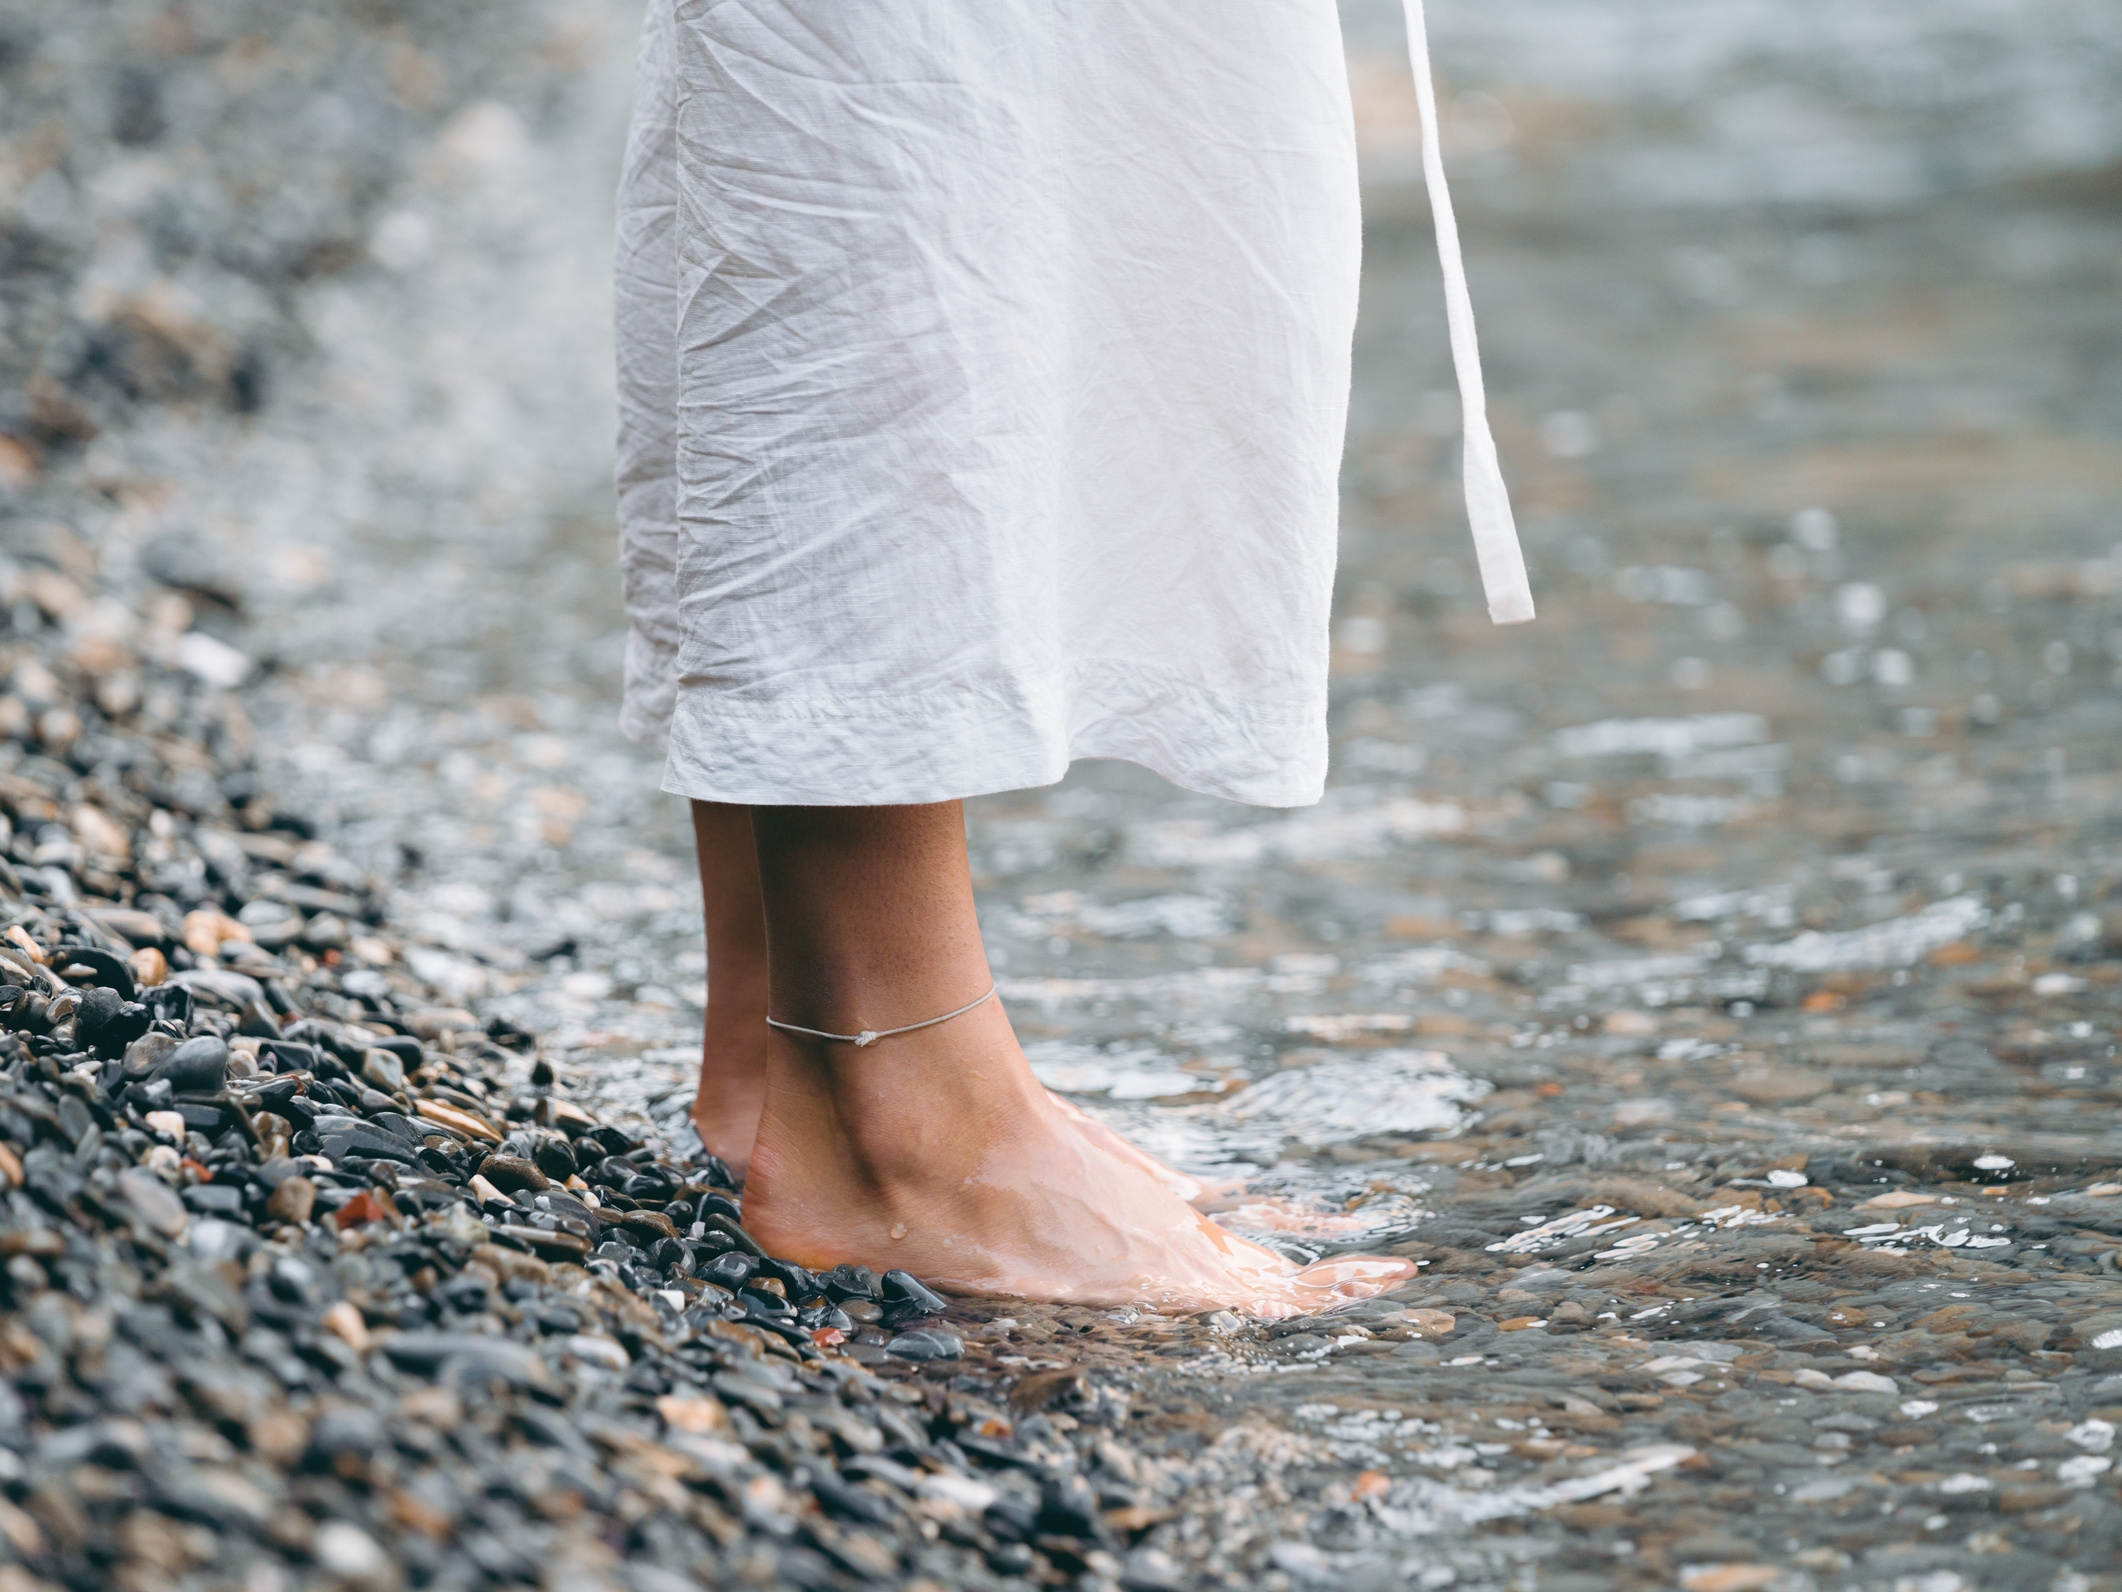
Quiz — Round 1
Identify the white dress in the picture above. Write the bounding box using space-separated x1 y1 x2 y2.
614 0 1526 809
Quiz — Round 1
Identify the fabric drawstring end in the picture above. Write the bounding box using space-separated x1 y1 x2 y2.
1400 0 1535 626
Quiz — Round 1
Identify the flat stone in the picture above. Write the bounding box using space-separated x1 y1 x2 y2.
886 1330 964 1363
318 1121 418 1163
417 1098 500 1142
381 1333 547 1387
477 1153 548 1193
712 1371 784 1415
361 1048 406 1093
490 1223 589 1260
618 1210 681 1249
181 1183 246 1217
563 1334 630 1372
114 1167 187 1237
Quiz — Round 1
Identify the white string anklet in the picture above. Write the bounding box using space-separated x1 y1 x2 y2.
765 983 998 1049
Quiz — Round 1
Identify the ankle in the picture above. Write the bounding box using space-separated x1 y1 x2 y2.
700 1001 770 1062
758 1019 1040 1185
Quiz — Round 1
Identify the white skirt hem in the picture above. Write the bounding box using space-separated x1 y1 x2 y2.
633 651 1325 810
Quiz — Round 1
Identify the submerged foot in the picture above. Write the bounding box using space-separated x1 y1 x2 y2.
1043 1090 1211 1201
700 1022 1347 1222
741 1003 1414 1316
1046 1092 1372 1236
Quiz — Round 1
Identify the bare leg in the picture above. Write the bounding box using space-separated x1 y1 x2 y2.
688 800 772 1174
690 798 1349 1231
739 801 1413 1314
687 797 1207 1190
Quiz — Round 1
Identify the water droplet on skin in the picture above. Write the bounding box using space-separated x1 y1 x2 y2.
889 1222 907 1240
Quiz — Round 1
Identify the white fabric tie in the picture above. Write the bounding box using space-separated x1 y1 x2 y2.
1400 0 1535 625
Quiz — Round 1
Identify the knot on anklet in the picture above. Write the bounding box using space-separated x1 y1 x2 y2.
764 984 997 1048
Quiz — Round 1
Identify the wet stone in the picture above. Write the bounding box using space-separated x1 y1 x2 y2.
317 1123 416 1164
823 1262 881 1302
476 1153 548 1194
885 1330 965 1363
531 1136 576 1180
360 1048 405 1094
881 1269 950 1316
153 1036 228 1093
705 1250 757 1289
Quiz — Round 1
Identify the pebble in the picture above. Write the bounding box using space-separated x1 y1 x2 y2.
476 1152 548 1193
886 1329 967 1363
359 1048 406 1094
265 1175 315 1224
114 1166 187 1237
314 1523 387 1581
153 1035 229 1092
882 1267 951 1315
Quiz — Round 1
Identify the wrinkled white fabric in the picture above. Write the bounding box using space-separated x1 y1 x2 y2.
614 1 1496 807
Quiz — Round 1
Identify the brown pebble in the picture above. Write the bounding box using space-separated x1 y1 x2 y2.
247 1412 309 1466
1680 1568 1783 1592
491 1224 589 1261
1009 1367 1087 1413
181 908 249 956
267 1176 316 1225
618 1208 679 1243
416 1099 501 1142
478 1153 549 1193
0 1143 19 1190
540 1099 596 1134
656 1394 727 1434
470 1243 554 1285
321 1300 370 1354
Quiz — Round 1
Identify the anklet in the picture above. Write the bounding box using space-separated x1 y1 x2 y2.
765 983 998 1048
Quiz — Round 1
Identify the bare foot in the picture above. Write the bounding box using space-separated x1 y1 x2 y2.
743 1002 1415 1316
706 1071 1365 1237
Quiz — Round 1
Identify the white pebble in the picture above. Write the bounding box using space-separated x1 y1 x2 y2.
314 1523 384 1579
